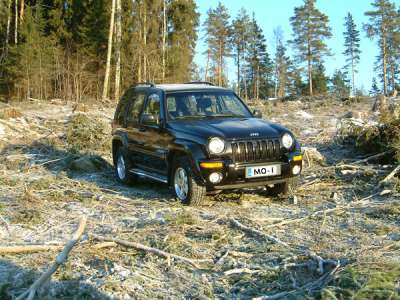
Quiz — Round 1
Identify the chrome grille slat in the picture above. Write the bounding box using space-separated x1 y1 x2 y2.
231 138 281 163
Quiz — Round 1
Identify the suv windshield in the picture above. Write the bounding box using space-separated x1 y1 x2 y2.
166 91 252 120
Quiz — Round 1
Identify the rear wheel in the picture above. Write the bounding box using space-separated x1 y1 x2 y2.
172 157 206 206
114 147 136 184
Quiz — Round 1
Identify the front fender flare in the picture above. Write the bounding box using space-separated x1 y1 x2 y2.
169 140 207 185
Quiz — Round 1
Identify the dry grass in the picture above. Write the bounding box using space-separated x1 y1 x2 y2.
0 99 399 299
0 107 23 119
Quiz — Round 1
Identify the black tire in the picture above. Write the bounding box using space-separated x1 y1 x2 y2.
266 178 298 198
114 147 136 185
172 157 206 206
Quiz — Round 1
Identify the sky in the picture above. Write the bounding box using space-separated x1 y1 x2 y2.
194 0 394 92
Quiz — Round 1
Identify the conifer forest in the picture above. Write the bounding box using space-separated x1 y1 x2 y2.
0 1 400 299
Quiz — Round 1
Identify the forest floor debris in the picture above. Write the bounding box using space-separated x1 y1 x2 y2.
0 98 399 299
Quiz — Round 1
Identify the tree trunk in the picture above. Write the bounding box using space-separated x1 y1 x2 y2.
143 1 147 82
102 0 116 101
256 65 260 100
237 49 240 96
381 15 388 97
219 40 222 86
162 0 167 82
390 62 396 96
204 49 210 82
351 57 355 97
5 0 11 52
307 34 312 96
114 0 122 101
14 0 18 44
19 0 24 24
308 60 313 96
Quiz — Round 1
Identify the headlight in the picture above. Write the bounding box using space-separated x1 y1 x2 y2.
208 137 225 154
282 133 294 150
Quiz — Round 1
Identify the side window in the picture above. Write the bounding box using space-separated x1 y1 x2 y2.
142 94 161 125
143 94 161 115
114 89 133 124
127 93 145 125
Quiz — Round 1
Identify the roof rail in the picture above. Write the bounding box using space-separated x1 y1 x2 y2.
184 81 215 86
135 82 155 88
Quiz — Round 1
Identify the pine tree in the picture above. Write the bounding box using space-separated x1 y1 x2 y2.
312 63 328 95
245 15 273 100
290 0 332 96
387 8 399 94
231 8 251 97
343 13 361 97
330 69 350 98
287 64 305 97
370 77 381 95
204 2 231 86
273 28 291 98
364 0 398 96
167 0 199 82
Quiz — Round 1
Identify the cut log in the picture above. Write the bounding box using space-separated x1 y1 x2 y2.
0 245 63 255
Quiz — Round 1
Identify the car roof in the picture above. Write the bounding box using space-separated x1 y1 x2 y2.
154 83 232 92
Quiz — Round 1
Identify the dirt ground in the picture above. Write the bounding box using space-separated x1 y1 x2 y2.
0 98 399 300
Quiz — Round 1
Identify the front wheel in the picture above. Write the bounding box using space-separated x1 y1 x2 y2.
172 158 206 206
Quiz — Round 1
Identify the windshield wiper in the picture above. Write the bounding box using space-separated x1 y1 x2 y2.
173 114 245 120
204 114 245 118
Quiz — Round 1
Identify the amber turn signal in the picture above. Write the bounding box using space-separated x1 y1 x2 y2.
292 155 303 162
200 162 224 169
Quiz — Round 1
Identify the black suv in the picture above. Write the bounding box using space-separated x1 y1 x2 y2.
112 82 302 205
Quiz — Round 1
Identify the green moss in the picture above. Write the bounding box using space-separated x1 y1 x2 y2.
319 262 400 300
166 210 198 226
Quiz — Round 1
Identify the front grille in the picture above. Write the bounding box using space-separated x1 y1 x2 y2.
231 139 282 163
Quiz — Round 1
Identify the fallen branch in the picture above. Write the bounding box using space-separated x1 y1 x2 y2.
91 234 211 268
380 165 400 184
264 193 380 230
0 245 63 255
0 214 10 234
16 216 87 300
224 268 261 276
352 151 391 165
229 218 290 248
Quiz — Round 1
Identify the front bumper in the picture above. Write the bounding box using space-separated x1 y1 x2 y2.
199 158 302 191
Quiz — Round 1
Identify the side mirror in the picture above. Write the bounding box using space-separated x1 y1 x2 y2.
142 113 159 126
253 109 263 118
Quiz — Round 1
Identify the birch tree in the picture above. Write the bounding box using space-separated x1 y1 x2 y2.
102 0 116 101
114 0 122 101
14 0 18 44
5 0 12 52
162 0 167 81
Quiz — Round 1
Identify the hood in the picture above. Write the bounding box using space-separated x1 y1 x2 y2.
168 117 289 140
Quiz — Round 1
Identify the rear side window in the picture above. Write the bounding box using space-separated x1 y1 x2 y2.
114 89 133 124
126 92 146 125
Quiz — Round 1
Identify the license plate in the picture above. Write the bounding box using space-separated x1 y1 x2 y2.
246 165 281 178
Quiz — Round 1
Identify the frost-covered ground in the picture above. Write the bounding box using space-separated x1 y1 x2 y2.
0 98 399 299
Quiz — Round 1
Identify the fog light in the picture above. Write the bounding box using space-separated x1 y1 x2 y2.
209 172 223 184
292 165 301 175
